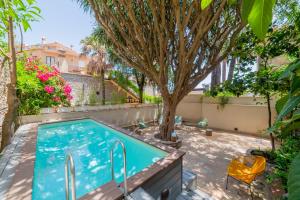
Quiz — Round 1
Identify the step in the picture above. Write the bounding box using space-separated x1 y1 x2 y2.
176 189 213 200
183 169 197 190
128 187 154 200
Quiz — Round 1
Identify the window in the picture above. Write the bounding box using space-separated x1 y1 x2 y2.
46 56 55 66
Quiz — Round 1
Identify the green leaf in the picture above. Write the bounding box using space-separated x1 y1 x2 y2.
248 0 276 39
275 95 288 114
277 96 300 120
280 59 300 79
241 0 255 22
288 152 300 200
201 0 213 10
291 75 300 95
22 19 30 31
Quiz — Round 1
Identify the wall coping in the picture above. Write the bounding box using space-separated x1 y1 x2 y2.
22 103 156 116
182 93 277 106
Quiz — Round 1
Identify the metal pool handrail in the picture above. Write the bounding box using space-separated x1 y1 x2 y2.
65 153 76 200
110 140 128 199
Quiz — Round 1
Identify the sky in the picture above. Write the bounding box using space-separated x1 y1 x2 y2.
22 0 95 52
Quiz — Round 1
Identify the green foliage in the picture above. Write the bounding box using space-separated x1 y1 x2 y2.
288 152 300 200
200 0 213 10
109 91 126 105
268 137 300 190
144 95 162 104
272 60 300 132
217 94 230 110
250 67 288 99
267 59 300 191
108 70 139 93
109 69 159 104
0 0 41 38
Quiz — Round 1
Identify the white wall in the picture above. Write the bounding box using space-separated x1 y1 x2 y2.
176 94 276 135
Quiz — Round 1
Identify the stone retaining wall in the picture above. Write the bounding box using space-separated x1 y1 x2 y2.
0 62 10 146
62 73 137 105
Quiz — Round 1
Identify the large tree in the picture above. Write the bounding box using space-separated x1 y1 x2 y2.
79 0 276 140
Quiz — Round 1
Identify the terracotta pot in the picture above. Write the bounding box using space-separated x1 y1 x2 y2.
171 136 177 142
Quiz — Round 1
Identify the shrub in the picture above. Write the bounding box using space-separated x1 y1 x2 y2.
268 137 300 190
17 56 72 115
144 95 162 104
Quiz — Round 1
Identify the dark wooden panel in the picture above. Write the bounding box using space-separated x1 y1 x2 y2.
142 157 182 200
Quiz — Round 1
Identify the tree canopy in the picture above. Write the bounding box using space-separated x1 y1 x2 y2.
77 0 279 140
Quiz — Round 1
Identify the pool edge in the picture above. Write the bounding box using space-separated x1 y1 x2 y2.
3 118 185 200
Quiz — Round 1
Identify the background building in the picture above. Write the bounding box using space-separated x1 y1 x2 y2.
24 38 90 74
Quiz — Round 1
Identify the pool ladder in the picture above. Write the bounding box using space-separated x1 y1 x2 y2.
65 153 76 200
64 141 128 200
110 140 128 199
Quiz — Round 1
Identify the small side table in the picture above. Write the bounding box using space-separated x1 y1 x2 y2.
206 129 213 136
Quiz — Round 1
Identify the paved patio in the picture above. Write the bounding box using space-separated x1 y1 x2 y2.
1 122 273 200
139 125 272 200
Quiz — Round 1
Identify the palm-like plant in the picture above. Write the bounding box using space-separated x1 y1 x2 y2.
81 35 111 105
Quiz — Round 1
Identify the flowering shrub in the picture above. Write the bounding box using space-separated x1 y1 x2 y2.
17 56 72 115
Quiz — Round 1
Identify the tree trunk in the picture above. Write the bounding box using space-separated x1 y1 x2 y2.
266 93 275 151
134 71 145 104
210 63 221 88
138 86 144 104
256 56 262 71
227 58 236 81
222 60 227 83
159 100 177 141
100 69 105 105
1 16 18 151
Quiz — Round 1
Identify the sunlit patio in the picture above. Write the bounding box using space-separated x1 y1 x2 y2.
139 125 272 200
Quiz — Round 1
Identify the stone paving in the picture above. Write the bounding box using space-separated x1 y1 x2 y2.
139 125 272 200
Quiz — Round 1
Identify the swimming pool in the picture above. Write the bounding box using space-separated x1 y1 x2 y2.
32 119 167 200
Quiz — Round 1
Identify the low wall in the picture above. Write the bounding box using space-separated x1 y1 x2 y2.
18 104 157 127
176 94 277 135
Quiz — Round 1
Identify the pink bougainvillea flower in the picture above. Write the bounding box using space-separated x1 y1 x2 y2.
53 96 61 102
26 57 33 63
52 66 60 73
63 84 72 95
67 94 73 101
37 73 50 82
44 85 55 94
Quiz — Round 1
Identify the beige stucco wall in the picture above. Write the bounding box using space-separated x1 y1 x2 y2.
18 104 157 128
176 94 277 135
25 42 89 73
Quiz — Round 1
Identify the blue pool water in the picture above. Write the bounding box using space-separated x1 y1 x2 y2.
32 119 167 200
